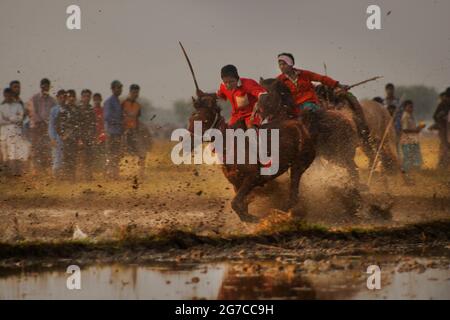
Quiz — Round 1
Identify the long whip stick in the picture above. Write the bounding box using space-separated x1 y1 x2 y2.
179 41 200 92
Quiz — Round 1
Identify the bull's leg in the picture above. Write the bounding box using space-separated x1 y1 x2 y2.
285 165 301 211
286 146 316 212
231 177 258 223
336 156 364 214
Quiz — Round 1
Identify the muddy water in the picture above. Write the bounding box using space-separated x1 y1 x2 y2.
1 256 449 300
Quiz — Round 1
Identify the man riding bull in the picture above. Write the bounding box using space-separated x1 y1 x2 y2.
276 53 348 115
197 65 267 129
274 53 378 166
275 53 355 140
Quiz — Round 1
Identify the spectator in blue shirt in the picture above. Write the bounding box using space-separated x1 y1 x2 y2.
48 89 66 177
103 80 123 179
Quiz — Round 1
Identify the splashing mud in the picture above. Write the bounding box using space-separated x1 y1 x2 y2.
0 140 448 300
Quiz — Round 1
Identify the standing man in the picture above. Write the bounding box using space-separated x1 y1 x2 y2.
9 81 23 105
104 80 124 179
56 90 78 181
122 84 147 177
400 100 425 183
383 83 401 127
48 89 66 177
122 84 142 156
432 87 450 170
1 81 25 167
383 83 402 155
78 89 97 181
383 83 400 110
27 78 56 174
0 88 30 176
11 80 32 145
92 93 106 171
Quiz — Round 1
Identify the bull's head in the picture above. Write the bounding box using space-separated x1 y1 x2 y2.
188 94 222 135
258 77 295 119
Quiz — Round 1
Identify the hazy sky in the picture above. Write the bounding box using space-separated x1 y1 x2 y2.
1 0 449 109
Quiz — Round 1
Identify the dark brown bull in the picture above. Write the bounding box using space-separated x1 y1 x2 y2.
260 78 361 186
188 94 315 222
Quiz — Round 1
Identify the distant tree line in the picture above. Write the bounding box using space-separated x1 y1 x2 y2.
395 85 439 121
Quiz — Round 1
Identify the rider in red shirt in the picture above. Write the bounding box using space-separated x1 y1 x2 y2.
198 65 267 128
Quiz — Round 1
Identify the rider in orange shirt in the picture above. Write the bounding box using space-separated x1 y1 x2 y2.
121 84 142 155
276 52 348 116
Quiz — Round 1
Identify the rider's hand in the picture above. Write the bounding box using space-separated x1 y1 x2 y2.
334 85 348 96
196 89 205 97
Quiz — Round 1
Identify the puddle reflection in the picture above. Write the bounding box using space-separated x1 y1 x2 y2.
0 259 449 300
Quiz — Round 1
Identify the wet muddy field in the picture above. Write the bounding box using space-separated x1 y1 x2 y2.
0 140 449 299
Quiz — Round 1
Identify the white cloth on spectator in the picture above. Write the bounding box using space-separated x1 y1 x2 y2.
400 112 419 145
0 102 30 161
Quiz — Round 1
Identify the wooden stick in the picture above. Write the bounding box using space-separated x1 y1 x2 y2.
367 115 394 186
179 41 200 92
348 76 383 90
